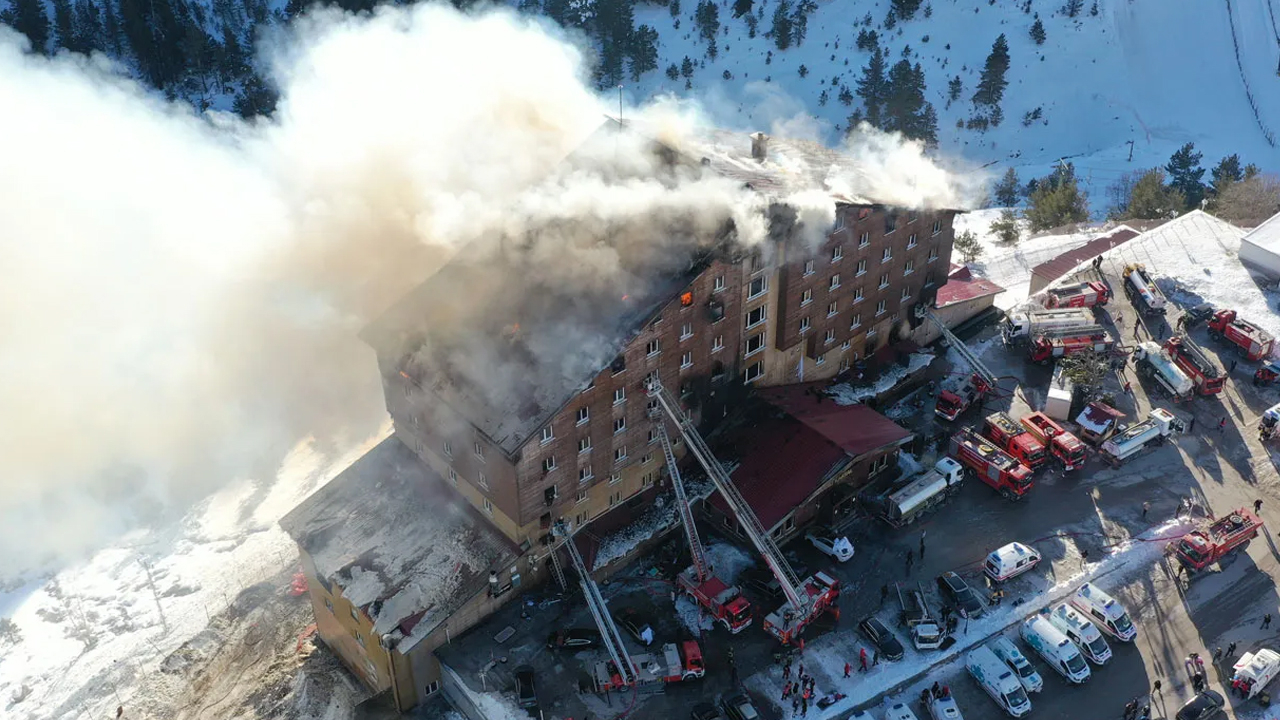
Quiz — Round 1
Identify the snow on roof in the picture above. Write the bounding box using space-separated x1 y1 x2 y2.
934 266 1004 308
1243 210 1280 254
1029 225 1142 284
279 436 516 652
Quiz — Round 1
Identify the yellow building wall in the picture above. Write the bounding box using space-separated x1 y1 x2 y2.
298 550 394 696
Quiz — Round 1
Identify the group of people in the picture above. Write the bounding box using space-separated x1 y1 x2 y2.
782 672 818 716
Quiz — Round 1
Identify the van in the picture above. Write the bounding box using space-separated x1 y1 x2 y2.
1069 582 1137 642
966 645 1032 717
984 543 1042 583
989 636 1044 693
882 697 920 720
1020 613 1091 684
1049 604 1112 665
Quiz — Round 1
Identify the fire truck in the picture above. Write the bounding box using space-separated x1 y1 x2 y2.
1122 263 1168 316
594 641 706 692
1207 309 1275 361
1163 335 1225 395
949 428 1034 501
653 421 752 633
1028 325 1115 365
1173 509 1263 574
1042 281 1110 309
1098 408 1184 466
983 412 1047 469
935 372 992 422
1020 412 1087 471
1133 341 1195 401
648 379 839 646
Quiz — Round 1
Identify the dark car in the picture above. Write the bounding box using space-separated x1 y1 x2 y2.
691 702 726 720
721 693 761 720
857 616 905 661
1182 303 1216 329
937 571 985 618
514 665 538 710
612 607 656 645
742 569 786 603
1175 690 1225 720
546 628 601 651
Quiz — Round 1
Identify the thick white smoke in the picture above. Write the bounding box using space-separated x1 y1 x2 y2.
0 4 982 576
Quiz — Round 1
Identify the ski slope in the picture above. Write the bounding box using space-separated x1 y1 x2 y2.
634 0 1280 207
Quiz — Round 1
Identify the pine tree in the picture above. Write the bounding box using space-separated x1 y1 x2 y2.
732 0 752 18
669 0 680 16
993 168 1021 207
51 0 75 51
71 0 104 54
1209 154 1245 197
629 24 658 80
953 230 984 262
219 25 246 82
882 60 936 144
1026 163 1090 230
792 0 815 46
1029 18 1045 45
1124 169 1185 219
543 0 573 26
972 34 1010 109
1164 142 1206 210
694 0 719 42
891 0 923 21
118 0 193 88
990 209 1021 243
100 0 122 54
855 47 888 128
1063 0 1083 17
947 75 962 105
665 63 679 80
234 71 276 118
769 0 792 50
680 55 694 78
1 0 51 54
595 0 636 88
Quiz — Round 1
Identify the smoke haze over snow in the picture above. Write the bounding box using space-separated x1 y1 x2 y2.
0 4 979 576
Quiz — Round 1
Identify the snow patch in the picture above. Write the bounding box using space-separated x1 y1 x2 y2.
828 352 937 406
704 542 754 585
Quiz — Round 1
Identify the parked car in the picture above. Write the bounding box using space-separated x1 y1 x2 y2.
514 665 538 710
806 527 855 562
546 628 601 651
857 616 905 661
691 702 726 720
1182 303 1216 329
1175 690 1225 720
612 607 656 645
722 693 761 720
936 571 985 618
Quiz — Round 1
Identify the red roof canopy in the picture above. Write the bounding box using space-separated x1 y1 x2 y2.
935 267 1005 308
712 418 847 529
1030 227 1140 285
756 385 914 457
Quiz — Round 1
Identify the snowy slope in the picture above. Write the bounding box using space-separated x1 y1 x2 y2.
634 0 1280 205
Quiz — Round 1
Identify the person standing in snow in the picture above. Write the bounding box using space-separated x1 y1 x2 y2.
906 549 915 572
1142 501 1150 519
859 647 868 672
1264 613 1273 629
843 662 851 678
1256 499 1264 514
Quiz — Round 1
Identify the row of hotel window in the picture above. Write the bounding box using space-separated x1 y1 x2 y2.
833 212 943 236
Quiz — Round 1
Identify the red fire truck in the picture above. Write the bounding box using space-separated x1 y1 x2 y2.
1028 326 1115 365
1207 309 1275 361
1173 509 1263 574
1163 335 1226 395
1043 281 1110 309
949 428 1034 501
935 372 992 421
1020 412 1087 471
595 641 706 691
983 412 1047 469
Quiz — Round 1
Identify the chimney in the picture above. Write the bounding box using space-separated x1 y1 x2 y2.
750 132 769 163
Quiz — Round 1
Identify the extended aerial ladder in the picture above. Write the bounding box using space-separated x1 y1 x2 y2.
554 521 637 684
923 307 999 388
653 415 753 632
922 307 1001 420
646 379 834 644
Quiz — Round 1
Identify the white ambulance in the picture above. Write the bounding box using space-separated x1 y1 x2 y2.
1021 613 1091 684
989 636 1044 693
1049 603 1112 665
984 543 1042 583
966 645 1032 717
1069 582 1137 642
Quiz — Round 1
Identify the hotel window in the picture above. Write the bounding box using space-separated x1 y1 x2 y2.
929 247 939 262
575 490 588 504
576 407 589 425
908 211 918 223
474 442 484 459
829 274 841 291
712 335 725 352
815 354 826 365
853 286 864 302
841 339 852 350
824 329 836 345
613 417 626 434
609 473 622 485
745 361 764 383
882 247 892 263
925 271 936 287
904 259 915 275
746 332 765 356
859 231 870 247
579 437 592 453
801 289 813 306
876 300 887 316
443 441 452 458
932 219 942 235
746 305 767 329
799 316 811 332
477 472 488 490
831 245 843 262
540 426 554 444
448 468 458 485
907 233 918 248
827 301 838 317
856 259 867 276
803 260 815 276
483 498 494 515
834 212 845 231
885 214 898 233
748 276 768 298
646 339 660 356
901 286 912 301
614 387 626 404
543 456 557 472
614 446 628 463
850 313 862 329
681 322 693 340
647 429 658 444
578 466 593 483
713 275 726 292
879 273 890 289
641 453 654 465
681 351 693 369
351 606 359 621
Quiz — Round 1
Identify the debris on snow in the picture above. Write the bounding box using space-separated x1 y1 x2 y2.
828 352 937 406
703 542 754 584
675 595 715 634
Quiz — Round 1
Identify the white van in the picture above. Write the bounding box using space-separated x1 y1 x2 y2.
1020 613 1091 684
989 636 1044 693
1069 583 1136 642
1049 604 1112 665
966 645 1032 717
984 543 1042 583
883 697 920 720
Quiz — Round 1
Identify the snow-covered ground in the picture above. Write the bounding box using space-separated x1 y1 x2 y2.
635 0 1280 205
829 351 938 405
745 517 1193 718
0 428 388 720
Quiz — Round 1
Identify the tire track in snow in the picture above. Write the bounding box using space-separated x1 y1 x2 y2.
1223 0 1279 147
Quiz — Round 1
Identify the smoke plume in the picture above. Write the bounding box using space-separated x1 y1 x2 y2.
0 4 980 575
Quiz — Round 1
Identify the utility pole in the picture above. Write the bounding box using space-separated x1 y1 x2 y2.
617 85 624 124
1127 140 1135 162
139 558 168 634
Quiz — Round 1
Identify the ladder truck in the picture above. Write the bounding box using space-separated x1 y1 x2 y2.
653 418 753 633
1207 309 1276 361
1041 281 1110 309
553 522 638 691
1163 335 1226 395
921 307 1001 422
1027 325 1115 365
1020 412 1088 471
647 379 839 647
